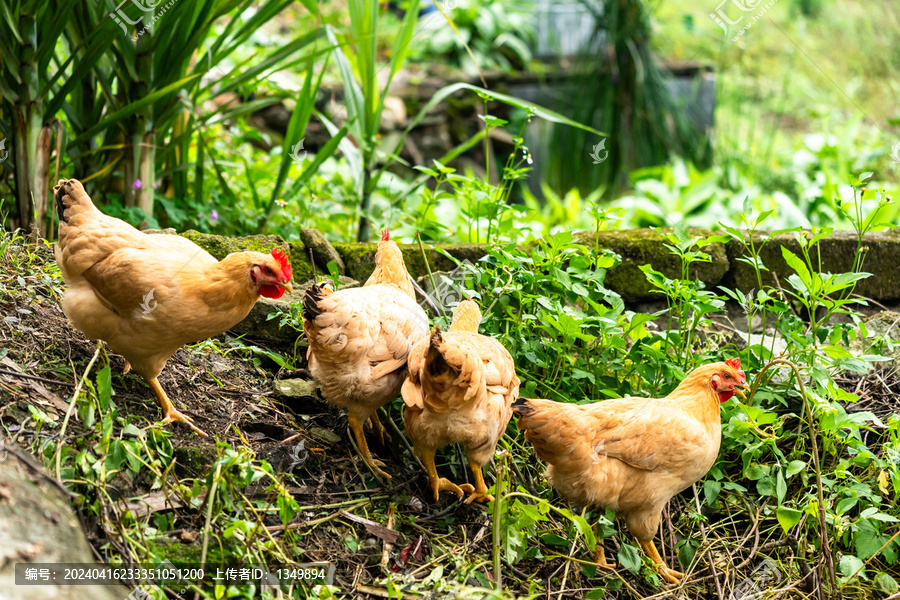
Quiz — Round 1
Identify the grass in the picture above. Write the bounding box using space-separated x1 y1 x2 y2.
3 191 900 598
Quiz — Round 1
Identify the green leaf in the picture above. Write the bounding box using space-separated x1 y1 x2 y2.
270 59 326 204
69 75 201 146
874 572 899 595
776 507 803 532
97 365 112 411
839 554 866 580
0 1 23 45
703 479 721 506
785 460 806 478
776 470 787 504
781 247 811 287
617 543 641 573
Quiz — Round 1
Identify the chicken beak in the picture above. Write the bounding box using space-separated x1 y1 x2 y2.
734 382 750 401
282 280 293 294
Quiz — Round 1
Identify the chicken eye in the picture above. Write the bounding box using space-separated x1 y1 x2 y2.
265 267 274 275
724 373 731 380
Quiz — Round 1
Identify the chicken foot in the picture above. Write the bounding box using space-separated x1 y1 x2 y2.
368 412 392 446
420 449 466 501
640 540 684 584
148 379 208 437
592 520 617 570
592 545 617 571
461 458 493 504
349 415 392 479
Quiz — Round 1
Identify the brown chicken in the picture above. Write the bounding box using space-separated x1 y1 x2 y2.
54 179 293 436
402 299 520 504
303 229 428 478
514 359 748 583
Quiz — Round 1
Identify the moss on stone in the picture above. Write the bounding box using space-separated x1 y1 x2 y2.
285 241 315 283
179 230 286 261
333 242 488 282
177 230 314 283
723 229 900 302
575 229 730 303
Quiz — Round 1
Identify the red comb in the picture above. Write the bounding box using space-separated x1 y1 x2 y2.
725 358 741 370
381 229 390 241
271 248 292 280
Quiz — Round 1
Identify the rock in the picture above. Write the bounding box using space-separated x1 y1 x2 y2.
180 230 315 283
576 229 730 303
334 242 487 284
381 96 407 130
0 446 132 599
723 230 900 303
274 378 318 399
730 330 789 357
849 310 900 363
309 427 342 444
230 276 358 346
299 228 345 275
144 228 177 235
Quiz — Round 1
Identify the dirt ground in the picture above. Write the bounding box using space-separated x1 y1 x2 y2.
0 241 516 598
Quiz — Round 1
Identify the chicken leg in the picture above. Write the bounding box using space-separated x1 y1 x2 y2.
420 448 465 501
349 415 391 479
368 412 392 446
640 540 684 584
461 458 492 504
593 520 617 571
593 545 617 571
148 378 208 437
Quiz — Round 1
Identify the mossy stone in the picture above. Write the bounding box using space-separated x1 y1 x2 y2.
179 230 286 260
576 229 730 303
723 230 900 302
177 230 314 283
333 242 487 282
299 227 345 275
286 241 315 283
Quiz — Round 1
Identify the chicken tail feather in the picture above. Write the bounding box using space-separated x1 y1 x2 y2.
512 398 575 464
54 178 94 224
302 281 333 321
425 326 449 377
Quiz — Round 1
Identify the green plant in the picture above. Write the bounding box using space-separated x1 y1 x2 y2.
639 224 728 372
64 0 328 224
414 0 536 75
0 0 122 237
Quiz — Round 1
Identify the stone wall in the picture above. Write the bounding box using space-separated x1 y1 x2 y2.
176 226 900 309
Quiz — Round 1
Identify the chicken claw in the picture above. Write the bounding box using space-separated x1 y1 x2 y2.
348 415 392 479
462 460 494 504
369 413 392 446
431 477 466 501
640 540 684 584
149 378 208 437
161 407 209 437
592 545 617 571
421 449 467 501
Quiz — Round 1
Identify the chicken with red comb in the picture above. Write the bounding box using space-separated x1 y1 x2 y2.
514 360 749 583
54 179 293 436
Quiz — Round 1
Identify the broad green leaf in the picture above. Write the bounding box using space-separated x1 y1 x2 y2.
776 506 802 532
874 573 899 595
839 554 866 580
617 543 641 573
780 247 811 287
